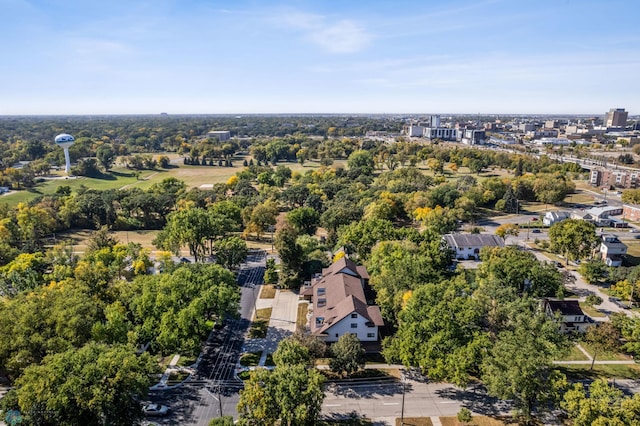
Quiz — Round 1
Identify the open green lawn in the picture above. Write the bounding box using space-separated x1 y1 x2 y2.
440 416 518 426
319 419 373 426
395 418 433 426
556 345 590 362
255 307 272 321
297 302 309 330
579 302 607 318
0 157 348 208
239 351 262 367
556 364 640 380
260 285 276 299
566 193 595 204
1 168 157 207
578 342 633 361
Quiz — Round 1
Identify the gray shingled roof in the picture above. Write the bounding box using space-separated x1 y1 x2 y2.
443 233 505 249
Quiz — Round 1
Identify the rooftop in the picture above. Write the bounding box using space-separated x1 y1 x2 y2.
443 233 505 248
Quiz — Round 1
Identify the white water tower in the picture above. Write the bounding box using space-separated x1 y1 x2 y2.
54 133 75 174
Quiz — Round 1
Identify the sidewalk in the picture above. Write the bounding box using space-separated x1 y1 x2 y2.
150 354 194 391
242 288 301 368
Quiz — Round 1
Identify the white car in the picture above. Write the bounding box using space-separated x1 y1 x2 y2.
143 404 169 416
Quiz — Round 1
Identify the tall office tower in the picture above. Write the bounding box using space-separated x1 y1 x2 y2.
605 108 628 127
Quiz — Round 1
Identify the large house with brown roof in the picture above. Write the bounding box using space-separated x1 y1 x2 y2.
302 257 384 343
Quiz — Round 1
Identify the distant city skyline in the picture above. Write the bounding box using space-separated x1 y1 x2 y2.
2 0 639 115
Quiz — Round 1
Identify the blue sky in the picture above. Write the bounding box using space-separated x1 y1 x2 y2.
1 0 639 115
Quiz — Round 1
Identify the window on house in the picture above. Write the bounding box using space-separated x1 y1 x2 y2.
317 288 325 295
350 323 358 329
351 313 358 318
367 333 375 338
317 299 326 307
316 317 324 325
335 333 339 338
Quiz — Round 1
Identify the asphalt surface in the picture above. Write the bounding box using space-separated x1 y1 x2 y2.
146 251 266 426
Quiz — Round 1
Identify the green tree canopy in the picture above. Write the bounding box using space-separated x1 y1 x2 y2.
0 280 100 377
237 365 325 426
347 149 375 175
273 337 311 366
562 379 640 426
366 239 449 326
286 207 320 236
13 342 158 426
96 144 116 171
548 219 599 263
214 236 248 270
478 246 564 297
329 333 366 377
481 311 568 423
383 276 490 387
117 263 239 355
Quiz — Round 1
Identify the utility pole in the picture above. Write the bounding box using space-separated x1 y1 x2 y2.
400 372 406 425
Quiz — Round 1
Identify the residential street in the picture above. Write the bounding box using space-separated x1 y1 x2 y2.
477 212 638 318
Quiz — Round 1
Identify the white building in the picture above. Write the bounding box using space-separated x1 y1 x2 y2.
206 130 231 141
406 125 426 137
459 129 486 145
443 233 505 260
571 206 623 227
544 299 592 333
424 127 458 141
600 234 627 267
302 257 384 343
534 137 571 146
543 210 571 226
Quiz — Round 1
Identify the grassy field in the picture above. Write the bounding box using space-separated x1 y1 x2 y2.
578 342 633 361
0 157 348 208
53 228 163 253
579 302 606 318
556 364 640 380
239 351 262 367
439 416 518 426
0 168 159 207
297 302 309 330
557 345 590 362
395 418 433 426
255 307 272 321
260 285 276 299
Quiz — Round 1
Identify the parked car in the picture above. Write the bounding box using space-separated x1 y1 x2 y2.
532 229 541 233
143 404 169 417
608 297 630 309
630 229 640 233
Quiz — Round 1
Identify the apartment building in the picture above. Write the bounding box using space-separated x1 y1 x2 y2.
590 168 639 189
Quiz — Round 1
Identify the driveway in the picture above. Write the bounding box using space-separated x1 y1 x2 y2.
243 288 301 365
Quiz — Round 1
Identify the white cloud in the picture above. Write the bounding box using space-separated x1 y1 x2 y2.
277 11 372 54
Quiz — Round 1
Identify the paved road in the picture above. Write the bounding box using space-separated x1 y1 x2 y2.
476 211 637 318
147 251 266 426
321 378 511 421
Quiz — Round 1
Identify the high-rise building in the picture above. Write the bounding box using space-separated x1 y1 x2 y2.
605 108 628 128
